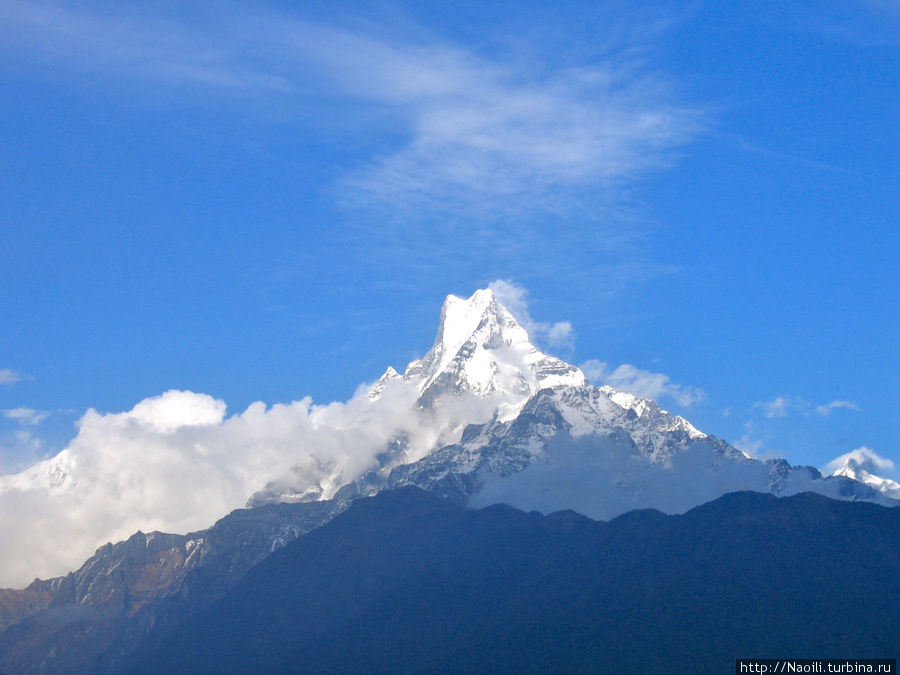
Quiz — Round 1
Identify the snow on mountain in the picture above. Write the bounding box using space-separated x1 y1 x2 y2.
259 288 897 517
829 455 900 500
0 449 77 495
372 288 584 414
252 288 588 505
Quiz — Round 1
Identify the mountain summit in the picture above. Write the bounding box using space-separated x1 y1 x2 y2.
409 288 584 406
830 455 900 500
371 288 584 415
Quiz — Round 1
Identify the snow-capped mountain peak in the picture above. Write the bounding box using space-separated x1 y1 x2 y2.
426 289 517 376
831 458 900 499
367 366 401 400
391 288 584 411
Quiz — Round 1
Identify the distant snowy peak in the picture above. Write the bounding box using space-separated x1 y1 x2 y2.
371 288 584 413
0 449 77 495
832 460 900 500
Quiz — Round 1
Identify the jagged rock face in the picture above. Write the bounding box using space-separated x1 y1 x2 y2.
0 532 193 643
0 499 346 675
0 579 65 635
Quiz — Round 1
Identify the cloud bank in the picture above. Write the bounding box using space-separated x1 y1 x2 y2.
0 373 518 588
0 391 315 587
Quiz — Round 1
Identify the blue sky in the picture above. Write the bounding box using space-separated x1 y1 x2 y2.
1 0 897 474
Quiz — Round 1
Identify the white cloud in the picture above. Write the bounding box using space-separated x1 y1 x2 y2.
814 400 862 416
734 430 764 459
127 390 226 433
823 446 895 477
754 395 817 418
0 391 332 586
489 280 574 350
580 359 705 407
754 395 862 419
0 369 25 385
327 32 701 218
0 378 515 588
755 395 796 418
2 407 50 426
0 2 702 222
545 321 574 349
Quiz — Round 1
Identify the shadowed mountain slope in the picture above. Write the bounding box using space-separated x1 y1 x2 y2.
131 487 900 674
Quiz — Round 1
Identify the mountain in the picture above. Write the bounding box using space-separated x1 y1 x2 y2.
3 287 891 565
0 287 895 673
248 288 587 506
252 287 896 516
131 487 900 674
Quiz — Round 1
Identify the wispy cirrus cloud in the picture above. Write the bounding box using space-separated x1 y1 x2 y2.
324 34 701 220
0 0 290 91
754 395 863 419
0 1 702 227
2 407 50 426
814 400 862 416
0 369 25 385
